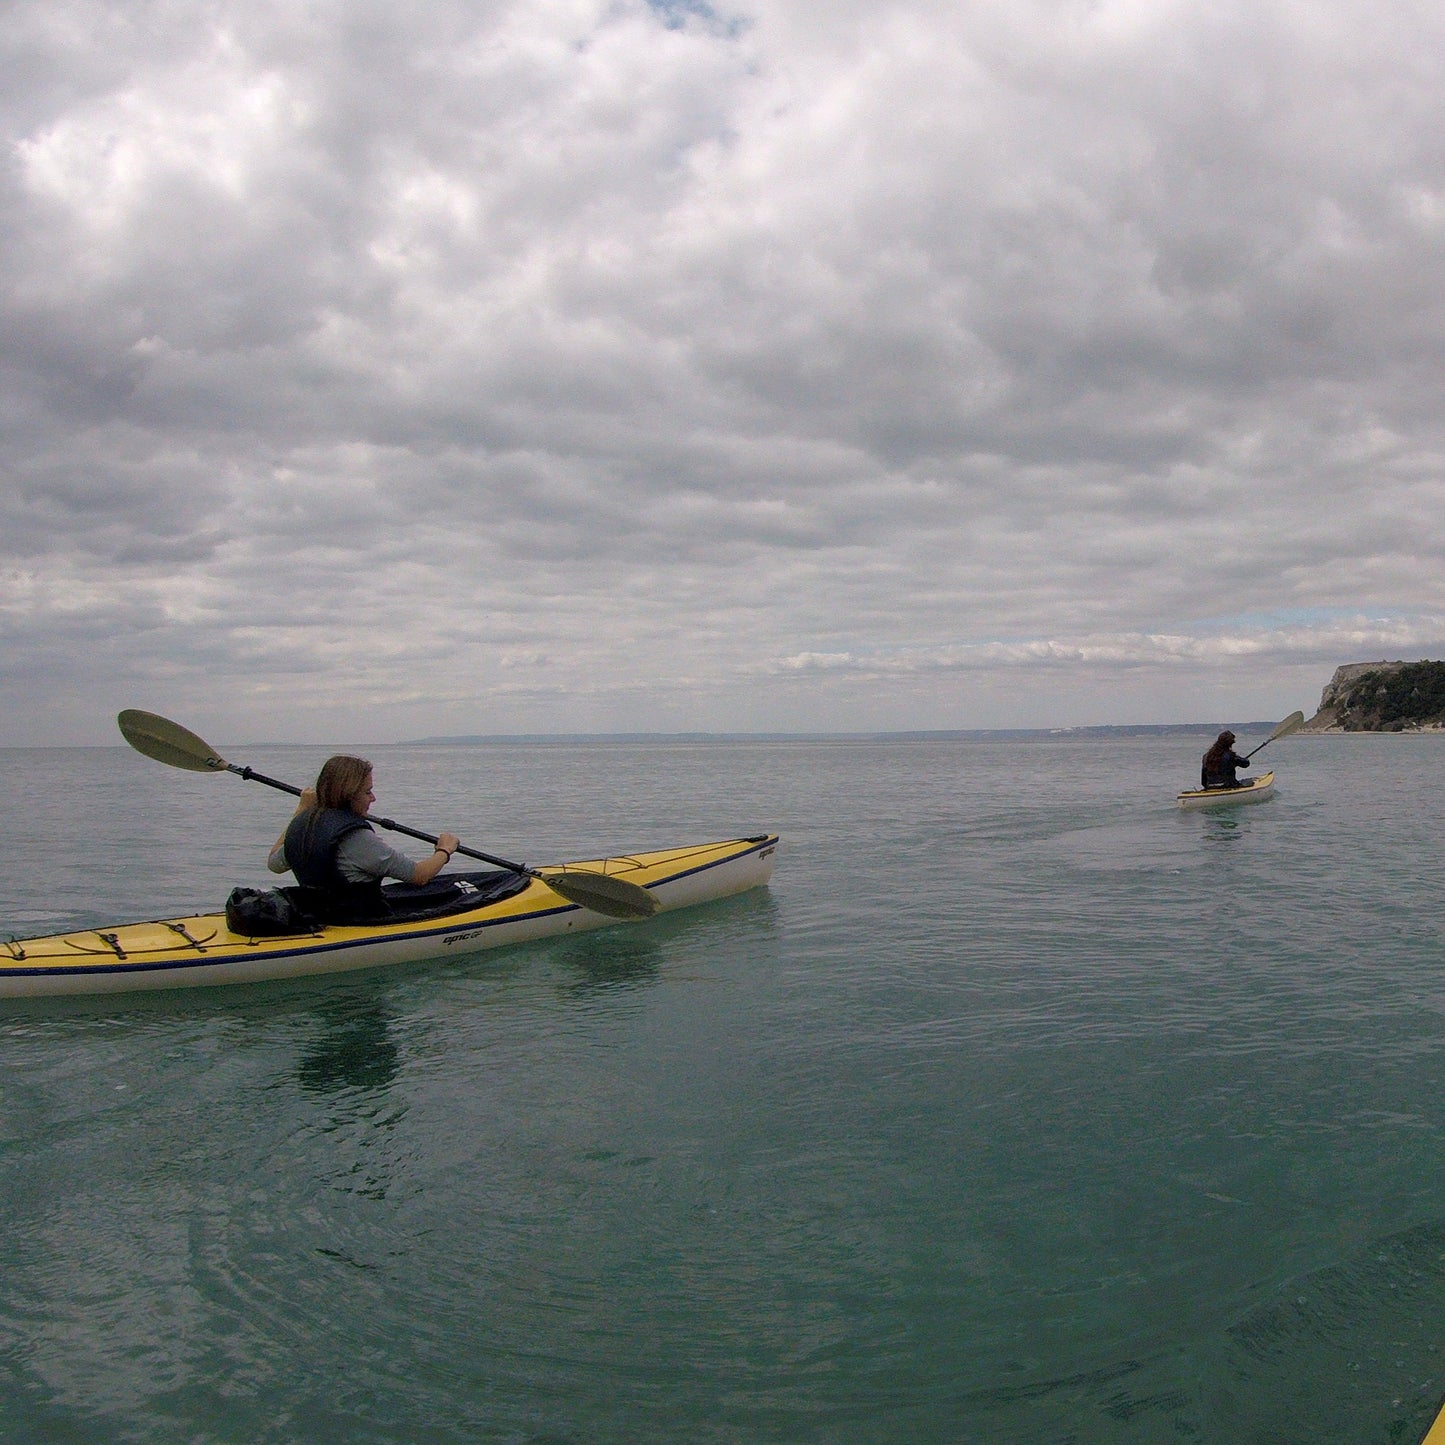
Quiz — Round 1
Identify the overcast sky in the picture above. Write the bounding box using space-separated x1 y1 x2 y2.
4 0 1444 745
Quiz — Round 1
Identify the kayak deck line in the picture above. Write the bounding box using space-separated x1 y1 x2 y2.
0 834 779 997
59 929 231 959
163 922 217 950
24 897 566 969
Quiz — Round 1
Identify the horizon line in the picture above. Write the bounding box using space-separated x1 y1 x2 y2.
407 721 1287 744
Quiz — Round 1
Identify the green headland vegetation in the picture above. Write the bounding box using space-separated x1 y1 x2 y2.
1305 660 1445 731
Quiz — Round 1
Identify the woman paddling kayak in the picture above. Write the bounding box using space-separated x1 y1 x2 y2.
1200 730 1252 790
268 755 462 921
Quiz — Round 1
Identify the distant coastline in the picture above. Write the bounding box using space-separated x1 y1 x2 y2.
410 723 1279 745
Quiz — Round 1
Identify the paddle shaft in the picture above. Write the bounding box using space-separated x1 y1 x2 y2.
115 708 658 918
225 762 540 878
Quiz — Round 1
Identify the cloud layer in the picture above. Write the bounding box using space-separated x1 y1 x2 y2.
4 0 1445 742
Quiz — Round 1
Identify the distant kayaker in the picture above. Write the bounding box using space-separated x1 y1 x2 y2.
268 754 460 919
1200 731 1251 790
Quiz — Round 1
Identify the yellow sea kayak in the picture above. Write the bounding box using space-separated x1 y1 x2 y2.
0 835 778 998
1176 770 1275 809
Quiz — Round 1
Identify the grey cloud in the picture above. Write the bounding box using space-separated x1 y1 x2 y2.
3 0 1445 742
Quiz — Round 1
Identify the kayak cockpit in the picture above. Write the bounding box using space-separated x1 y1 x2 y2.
227 868 532 936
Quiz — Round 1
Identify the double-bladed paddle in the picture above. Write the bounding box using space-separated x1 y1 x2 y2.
1244 709 1306 760
117 709 659 920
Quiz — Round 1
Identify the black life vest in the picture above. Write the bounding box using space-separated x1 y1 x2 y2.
283 808 388 921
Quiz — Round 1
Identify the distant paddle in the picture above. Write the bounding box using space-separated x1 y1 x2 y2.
1244 710 1306 760
117 709 659 920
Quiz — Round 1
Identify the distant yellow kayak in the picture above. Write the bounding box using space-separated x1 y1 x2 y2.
1176 770 1275 809
0 835 778 998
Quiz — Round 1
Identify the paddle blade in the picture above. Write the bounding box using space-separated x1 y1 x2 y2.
542 868 659 920
1269 709 1306 741
118 709 227 773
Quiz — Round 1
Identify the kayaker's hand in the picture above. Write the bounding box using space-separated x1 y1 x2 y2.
412 833 462 886
298 787 317 811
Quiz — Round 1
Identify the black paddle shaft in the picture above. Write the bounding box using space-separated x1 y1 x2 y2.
226 762 539 878
117 707 657 918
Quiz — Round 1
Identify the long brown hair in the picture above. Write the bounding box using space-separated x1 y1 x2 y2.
314 755 373 812
1202 732 1235 769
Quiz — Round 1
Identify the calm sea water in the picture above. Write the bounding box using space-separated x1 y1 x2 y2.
3 733 1445 1443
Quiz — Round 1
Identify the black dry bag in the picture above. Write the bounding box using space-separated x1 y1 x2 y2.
225 886 309 936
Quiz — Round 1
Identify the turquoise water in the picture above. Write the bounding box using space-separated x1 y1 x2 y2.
3 734 1445 1442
